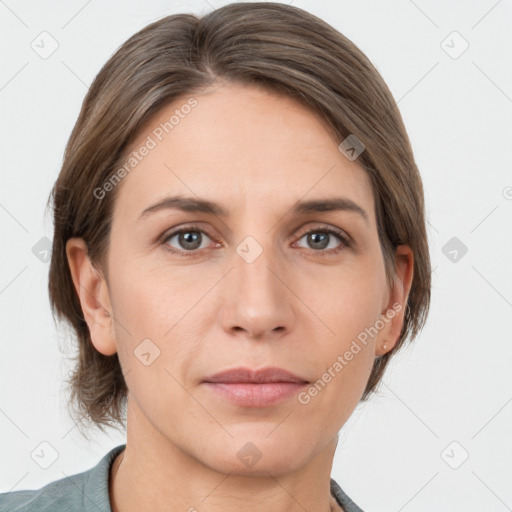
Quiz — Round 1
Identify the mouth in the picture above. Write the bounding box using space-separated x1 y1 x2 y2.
201 366 309 408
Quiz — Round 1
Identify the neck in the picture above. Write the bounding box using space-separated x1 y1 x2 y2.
109 400 343 512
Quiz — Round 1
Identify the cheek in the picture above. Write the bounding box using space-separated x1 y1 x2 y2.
293 325 375 436
108 261 220 381
110 260 198 335
299 261 384 398
301 257 386 340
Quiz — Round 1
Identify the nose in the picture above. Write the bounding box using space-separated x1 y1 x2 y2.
220 240 294 341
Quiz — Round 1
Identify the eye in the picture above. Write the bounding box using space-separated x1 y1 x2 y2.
294 227 351 254
161 224 351 257
162 225 217 256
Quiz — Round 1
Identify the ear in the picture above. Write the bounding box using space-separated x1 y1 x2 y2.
65 237 117 356
375 244 414 358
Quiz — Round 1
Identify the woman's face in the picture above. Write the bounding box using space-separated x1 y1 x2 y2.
73 81 412 475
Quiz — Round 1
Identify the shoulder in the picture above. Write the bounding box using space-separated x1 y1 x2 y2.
330 477 365 512
0 444 125 512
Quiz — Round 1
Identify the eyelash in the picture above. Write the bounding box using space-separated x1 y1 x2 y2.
161 223 352 258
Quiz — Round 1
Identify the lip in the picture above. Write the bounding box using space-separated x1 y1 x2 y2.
202 366 309 408
203 366 309 384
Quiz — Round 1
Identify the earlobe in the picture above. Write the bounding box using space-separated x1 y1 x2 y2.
65 237 117 356
377 244 414 357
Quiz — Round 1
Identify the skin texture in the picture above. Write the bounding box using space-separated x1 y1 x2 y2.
66 81 414 512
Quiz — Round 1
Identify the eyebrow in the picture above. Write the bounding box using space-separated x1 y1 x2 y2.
138 195 369 225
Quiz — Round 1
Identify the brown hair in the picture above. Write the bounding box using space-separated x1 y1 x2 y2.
47 1 431 437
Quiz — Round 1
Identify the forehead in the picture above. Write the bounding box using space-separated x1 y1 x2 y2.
112 82 375 224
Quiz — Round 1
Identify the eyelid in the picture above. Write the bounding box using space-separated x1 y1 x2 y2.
160 222 218 256
292 225 352 255
295 223 352 244
160 222 352 256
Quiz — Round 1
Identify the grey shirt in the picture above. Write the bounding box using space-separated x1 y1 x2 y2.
0 444 364 511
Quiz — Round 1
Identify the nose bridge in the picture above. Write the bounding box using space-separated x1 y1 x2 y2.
235 235 278 294
221 231 292 338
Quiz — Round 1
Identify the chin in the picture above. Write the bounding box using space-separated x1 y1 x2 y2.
191 426 316 477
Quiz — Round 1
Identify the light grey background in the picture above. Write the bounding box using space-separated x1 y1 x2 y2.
1 1 511 511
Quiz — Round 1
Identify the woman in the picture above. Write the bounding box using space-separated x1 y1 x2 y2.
0 2 430 511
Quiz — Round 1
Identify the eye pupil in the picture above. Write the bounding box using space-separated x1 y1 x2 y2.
180 231 202 250
165 227 346 257
308 232 329 250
